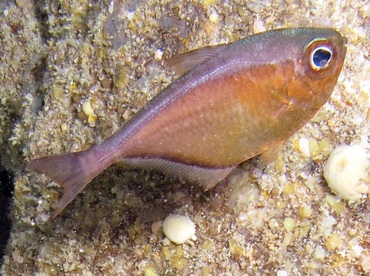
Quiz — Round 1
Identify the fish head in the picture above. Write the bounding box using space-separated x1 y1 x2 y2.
288 28 347 110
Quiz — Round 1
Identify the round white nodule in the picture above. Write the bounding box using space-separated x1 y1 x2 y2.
324 145 369 201
162 214 196 245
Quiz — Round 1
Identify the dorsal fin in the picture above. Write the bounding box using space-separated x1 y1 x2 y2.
164 44 229 76
119 157 235 190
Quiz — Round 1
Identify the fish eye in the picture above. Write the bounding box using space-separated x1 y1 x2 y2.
310 46 333 71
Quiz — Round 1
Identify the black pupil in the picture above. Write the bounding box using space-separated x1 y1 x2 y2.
313 48 332 68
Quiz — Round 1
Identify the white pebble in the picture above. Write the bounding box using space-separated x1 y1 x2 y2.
252 17 266 33
108 0 114 14
154 49 163 61
162 215 196 245
314 245 326 260
126 11 134 21
277 270 288 276
298 137 310 157
323 145 369 200
82 100 95 117
209 12 219 24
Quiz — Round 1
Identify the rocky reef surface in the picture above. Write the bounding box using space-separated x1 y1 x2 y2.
0 0 369 275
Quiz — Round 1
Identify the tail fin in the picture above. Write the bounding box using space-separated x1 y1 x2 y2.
28 150 106 218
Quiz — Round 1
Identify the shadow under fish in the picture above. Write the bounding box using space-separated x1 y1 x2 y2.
28 27 347 218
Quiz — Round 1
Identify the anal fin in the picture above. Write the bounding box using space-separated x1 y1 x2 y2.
120 158 235 191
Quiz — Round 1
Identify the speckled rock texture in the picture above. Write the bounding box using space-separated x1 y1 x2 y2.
1 0 369 275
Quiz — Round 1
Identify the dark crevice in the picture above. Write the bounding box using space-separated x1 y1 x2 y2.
33 1 50 43
29 2 49 115
0 165 14 267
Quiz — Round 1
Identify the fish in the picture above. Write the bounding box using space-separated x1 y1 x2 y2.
28 27 347 217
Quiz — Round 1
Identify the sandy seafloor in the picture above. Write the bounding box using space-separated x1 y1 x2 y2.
0 0 369 275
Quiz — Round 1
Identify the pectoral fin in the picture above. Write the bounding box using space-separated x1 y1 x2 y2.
259 141 284 164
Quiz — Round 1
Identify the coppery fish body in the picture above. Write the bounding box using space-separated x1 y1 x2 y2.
29 28 346 217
